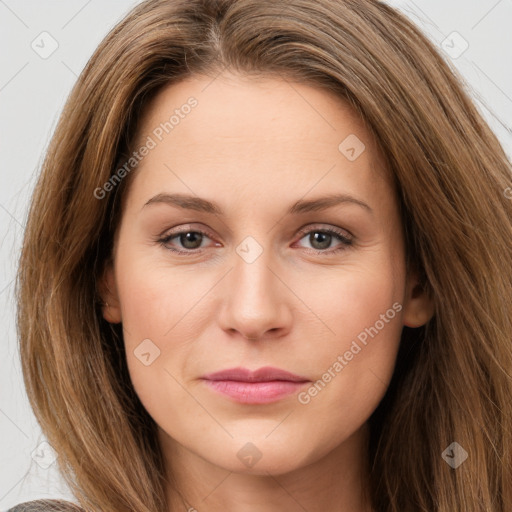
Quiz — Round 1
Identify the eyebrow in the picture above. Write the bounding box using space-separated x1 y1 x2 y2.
142 193 373 215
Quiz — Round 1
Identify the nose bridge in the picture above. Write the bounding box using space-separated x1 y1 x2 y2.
218 235 291 339
233 237 279 310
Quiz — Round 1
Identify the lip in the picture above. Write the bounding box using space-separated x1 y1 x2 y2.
202 366 309 383
201 366 310 404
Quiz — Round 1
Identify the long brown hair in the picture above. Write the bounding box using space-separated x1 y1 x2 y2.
16 0 512 510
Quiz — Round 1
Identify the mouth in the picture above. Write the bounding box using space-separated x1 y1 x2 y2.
201 366 311 404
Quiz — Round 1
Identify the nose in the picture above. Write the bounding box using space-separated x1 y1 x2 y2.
217 245 293 342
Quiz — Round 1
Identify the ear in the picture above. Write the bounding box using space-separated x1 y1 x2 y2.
97 260 122 324
402 268 435 328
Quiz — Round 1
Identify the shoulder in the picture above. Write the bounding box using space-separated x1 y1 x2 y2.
6 500 84 511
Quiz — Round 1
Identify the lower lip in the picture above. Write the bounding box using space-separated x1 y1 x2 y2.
202 379 309 404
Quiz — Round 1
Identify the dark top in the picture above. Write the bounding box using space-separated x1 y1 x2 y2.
7 500 84 511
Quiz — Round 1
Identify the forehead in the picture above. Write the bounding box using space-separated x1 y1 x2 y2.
127 72 393 210
135 72 371 151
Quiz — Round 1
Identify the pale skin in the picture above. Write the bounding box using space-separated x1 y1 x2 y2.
100 72 434 512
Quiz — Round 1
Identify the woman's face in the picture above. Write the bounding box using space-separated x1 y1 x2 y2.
101 72 432 477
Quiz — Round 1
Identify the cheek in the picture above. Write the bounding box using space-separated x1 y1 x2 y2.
113 251 181 391
311 257 403 345
113 248 222 421
297 260 404 415
115 246 196 342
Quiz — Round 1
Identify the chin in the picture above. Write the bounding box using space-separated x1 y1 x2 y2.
199 436 317 476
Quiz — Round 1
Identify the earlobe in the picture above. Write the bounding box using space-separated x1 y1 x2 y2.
402 271 435 328
97 261 122 324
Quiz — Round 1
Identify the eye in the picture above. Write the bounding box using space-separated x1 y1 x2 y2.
295 226 353 254
157 227 216 255
156 224 354 256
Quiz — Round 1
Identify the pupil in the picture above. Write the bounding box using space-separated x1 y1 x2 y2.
181 232 202 249
311 232 331 250
178 232 333 251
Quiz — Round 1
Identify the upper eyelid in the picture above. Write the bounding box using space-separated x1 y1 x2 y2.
160 223 352 237
159 224 215 240
159 224 353 246
296 224 352 239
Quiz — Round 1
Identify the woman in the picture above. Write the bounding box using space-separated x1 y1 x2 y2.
12 0 512 510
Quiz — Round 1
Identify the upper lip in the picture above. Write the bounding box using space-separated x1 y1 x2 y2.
202 366 310 383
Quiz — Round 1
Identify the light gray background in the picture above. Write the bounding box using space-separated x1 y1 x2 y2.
1 0 511 509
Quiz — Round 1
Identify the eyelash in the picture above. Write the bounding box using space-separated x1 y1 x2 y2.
156 225 354 256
